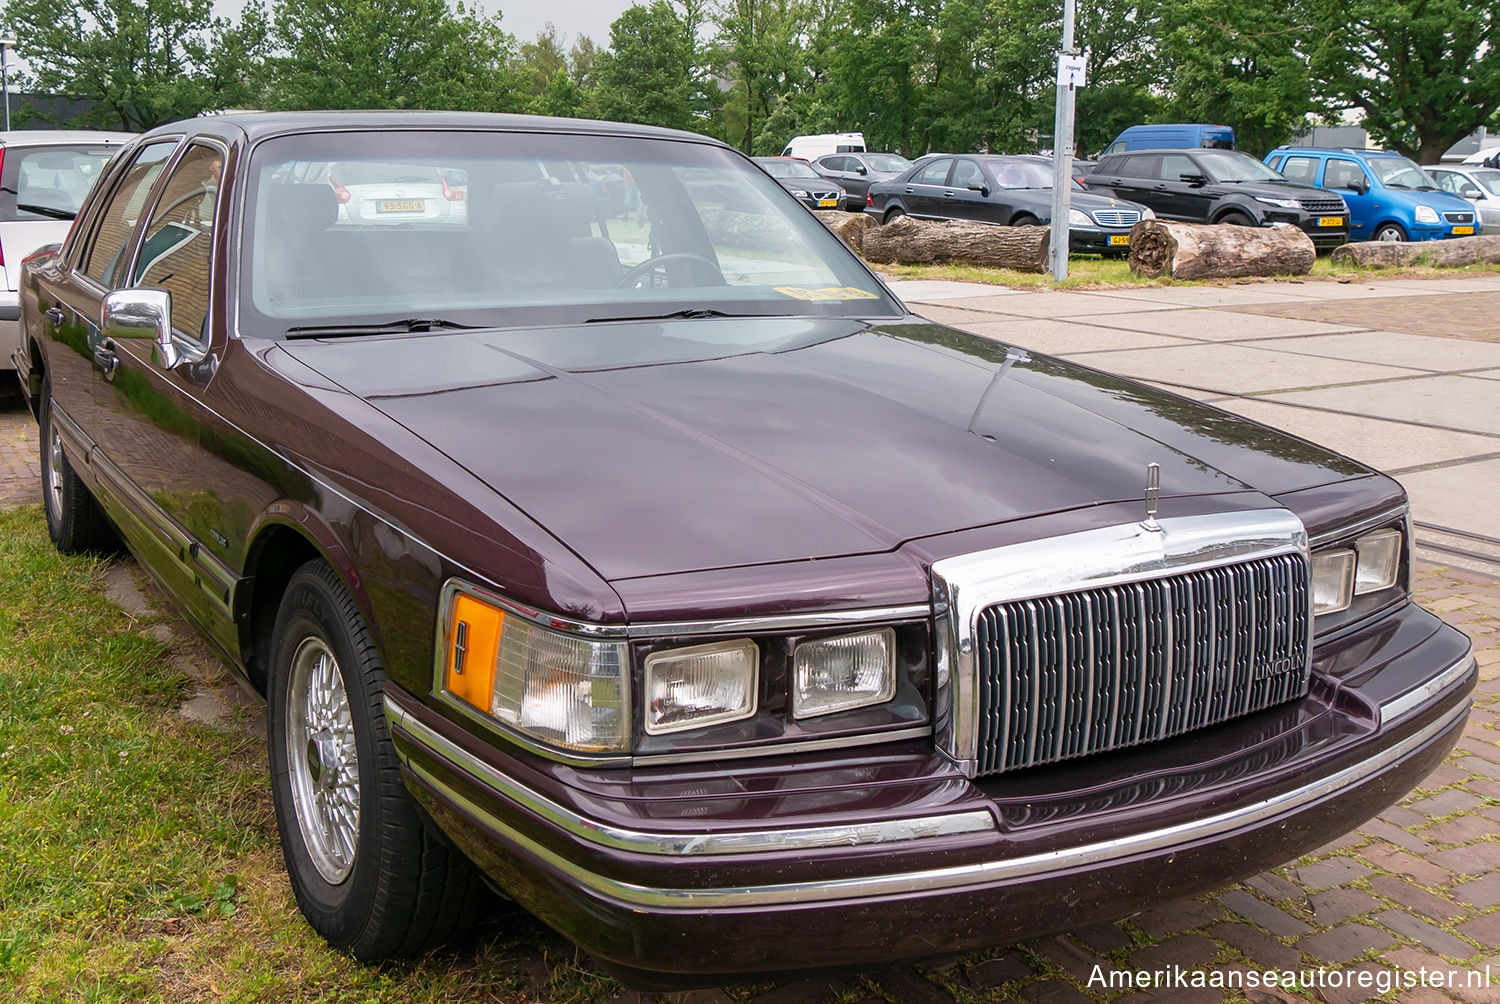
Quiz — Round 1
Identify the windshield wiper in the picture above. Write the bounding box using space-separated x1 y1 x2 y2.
284 318 483 339
17 203 74 220
585 307 791 323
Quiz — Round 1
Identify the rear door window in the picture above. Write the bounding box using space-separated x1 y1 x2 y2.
79 141 178 287
916 159 952 185
1281 156 1320 185
1115 155 1159 178
1 144 122 222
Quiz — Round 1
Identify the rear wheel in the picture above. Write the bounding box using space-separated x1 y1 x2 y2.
883 206 905 224
39 379 119 554
268 560 490 960
1374 222 1407 242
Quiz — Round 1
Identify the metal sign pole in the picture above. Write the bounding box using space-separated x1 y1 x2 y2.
0 41 12 133
1047 0 1079 281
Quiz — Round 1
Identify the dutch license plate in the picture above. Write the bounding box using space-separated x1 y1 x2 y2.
1453 225 1475 235
1317 216 1343 228
378 199 426 213
817 198 838 207
1108 234 1130 246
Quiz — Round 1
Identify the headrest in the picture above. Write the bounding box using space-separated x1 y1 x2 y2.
263 182 337 230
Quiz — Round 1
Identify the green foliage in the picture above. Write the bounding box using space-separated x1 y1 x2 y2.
1 0 270 129
1305 0 1500 163
591 1 701 132
266 0 517 111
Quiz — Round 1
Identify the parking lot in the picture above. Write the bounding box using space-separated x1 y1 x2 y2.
2 272 1499 1001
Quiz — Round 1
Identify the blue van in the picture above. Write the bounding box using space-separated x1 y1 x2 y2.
1102 124 1235 156
1263 147 1477 242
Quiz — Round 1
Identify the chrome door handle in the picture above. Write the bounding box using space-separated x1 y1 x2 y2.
45 306 65 325
92 337 119 380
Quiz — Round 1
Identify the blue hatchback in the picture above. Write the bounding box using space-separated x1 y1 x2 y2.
1263 148 1477 242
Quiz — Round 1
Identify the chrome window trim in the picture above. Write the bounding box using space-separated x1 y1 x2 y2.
931 510 1311 777
387 697 990 855
397 696 1469 909
1379 648 1474 724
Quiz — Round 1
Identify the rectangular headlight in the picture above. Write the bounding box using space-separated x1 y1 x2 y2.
644 639 758 735
793 628 896 719
1311 549 1356 616
1354 528 1402 595
443 588 629 753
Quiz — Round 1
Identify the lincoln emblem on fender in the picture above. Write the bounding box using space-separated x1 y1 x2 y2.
1143 462 1161 531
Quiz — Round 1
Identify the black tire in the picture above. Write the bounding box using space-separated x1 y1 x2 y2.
1374 222 1407 243
1011 214 1039 227
883 206 906 224
38 378 119 554
1218 211 1255 227
267 560 490 960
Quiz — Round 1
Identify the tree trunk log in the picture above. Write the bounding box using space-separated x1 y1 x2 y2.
859 216 1050 272
814 210 877 252
1128 220 1316 280
1330 235 1500 268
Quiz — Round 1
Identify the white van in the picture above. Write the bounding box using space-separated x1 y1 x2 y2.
781 133 866 161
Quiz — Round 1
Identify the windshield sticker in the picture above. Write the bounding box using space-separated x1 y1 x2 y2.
774 285 881 301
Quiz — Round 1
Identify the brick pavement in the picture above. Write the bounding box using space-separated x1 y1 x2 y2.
3 293 1500 1001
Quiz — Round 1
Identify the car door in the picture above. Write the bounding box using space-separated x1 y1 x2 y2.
74 139 245 654
1321 158 1376 239
1101 154 1163 213
941 158 995 223
904 158 953 218
1155 152 1208 220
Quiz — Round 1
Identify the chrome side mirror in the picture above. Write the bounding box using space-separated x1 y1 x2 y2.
101 288 179 369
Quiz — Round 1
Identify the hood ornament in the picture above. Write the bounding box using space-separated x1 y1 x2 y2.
1142 462 1161 532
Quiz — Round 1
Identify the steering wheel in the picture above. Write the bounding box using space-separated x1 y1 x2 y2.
618 252 725 288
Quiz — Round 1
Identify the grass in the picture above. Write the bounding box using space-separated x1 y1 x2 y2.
872 255 1500 289
0 506 621 1004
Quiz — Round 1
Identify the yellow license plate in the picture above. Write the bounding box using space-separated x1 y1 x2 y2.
817 198 838 207
1453 225 1475 235
378 199 426 213
1317 216 1344 228
1108 234 1130 246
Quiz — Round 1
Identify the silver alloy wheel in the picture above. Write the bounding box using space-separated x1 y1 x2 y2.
1376 226 1403 242
45 420 65 523
285 636 360 884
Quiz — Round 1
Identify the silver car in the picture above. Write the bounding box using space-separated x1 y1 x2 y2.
1 130 135 371
1429 165 1500 235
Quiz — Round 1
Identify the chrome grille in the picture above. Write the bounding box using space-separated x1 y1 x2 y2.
972 552 1310 775
1444 211 1475 224
1091 210 1141 227
1299 198 1347 214
813 190 840 201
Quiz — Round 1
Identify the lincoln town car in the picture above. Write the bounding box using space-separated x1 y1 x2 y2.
11 112 1475 987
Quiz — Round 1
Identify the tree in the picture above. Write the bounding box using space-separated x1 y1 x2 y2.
1305 0 1500 163
267 0 516 111
591 2 699 132
2 0 270 129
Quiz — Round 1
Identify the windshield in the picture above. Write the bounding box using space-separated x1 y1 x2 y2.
1467 170 1500 196
757 159 820 180
1369 156 1439 190
242 132 897 336
1194 150 1283 183
983 158 1054 188
865 153 910 173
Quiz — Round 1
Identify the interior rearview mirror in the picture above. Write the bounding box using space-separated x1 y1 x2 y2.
101 288 179 369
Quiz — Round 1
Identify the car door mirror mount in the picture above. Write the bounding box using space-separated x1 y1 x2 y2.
1179 173 1208 187
101 288 179 370
967 183 989 195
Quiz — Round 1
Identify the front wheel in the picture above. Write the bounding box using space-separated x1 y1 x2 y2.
267 560 490 960
1218 211 1255 227
1374 223 1407 243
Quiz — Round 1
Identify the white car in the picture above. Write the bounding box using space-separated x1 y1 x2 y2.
1 130 135 372
1429 165 1500 235
326 161 468 225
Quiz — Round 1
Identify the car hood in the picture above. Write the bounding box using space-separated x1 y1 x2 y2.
1204 180 1331 200
283 317 1368 581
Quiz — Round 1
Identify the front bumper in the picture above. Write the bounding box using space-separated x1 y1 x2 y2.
389 602 1472 987
1068 226 1134 254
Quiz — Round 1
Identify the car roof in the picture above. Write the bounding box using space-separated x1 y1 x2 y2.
1270 147 1406 159
137 110 733 149
0 129 137 146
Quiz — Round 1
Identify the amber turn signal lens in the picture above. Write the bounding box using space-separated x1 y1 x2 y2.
446 594 503 710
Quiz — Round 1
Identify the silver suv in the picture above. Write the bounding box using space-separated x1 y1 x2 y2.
1 130 135 372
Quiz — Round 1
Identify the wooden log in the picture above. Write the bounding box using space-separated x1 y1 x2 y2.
1330 235 1500 268
1128 219 1315 280
814 210 877 252
859 215 1050 272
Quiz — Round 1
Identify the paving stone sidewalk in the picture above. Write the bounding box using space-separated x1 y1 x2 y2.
3 280 1500 1001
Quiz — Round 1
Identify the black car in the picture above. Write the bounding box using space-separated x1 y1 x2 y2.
751 156 845 210
866 154 1153 255
1082 148 1351 250
810 151 912 211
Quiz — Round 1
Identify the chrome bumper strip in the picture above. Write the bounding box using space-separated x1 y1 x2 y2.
385 698 994 856
1379 648 1475 724
388 695 1468 910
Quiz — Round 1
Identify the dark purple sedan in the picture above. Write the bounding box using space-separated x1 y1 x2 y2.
13 111 1473 988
